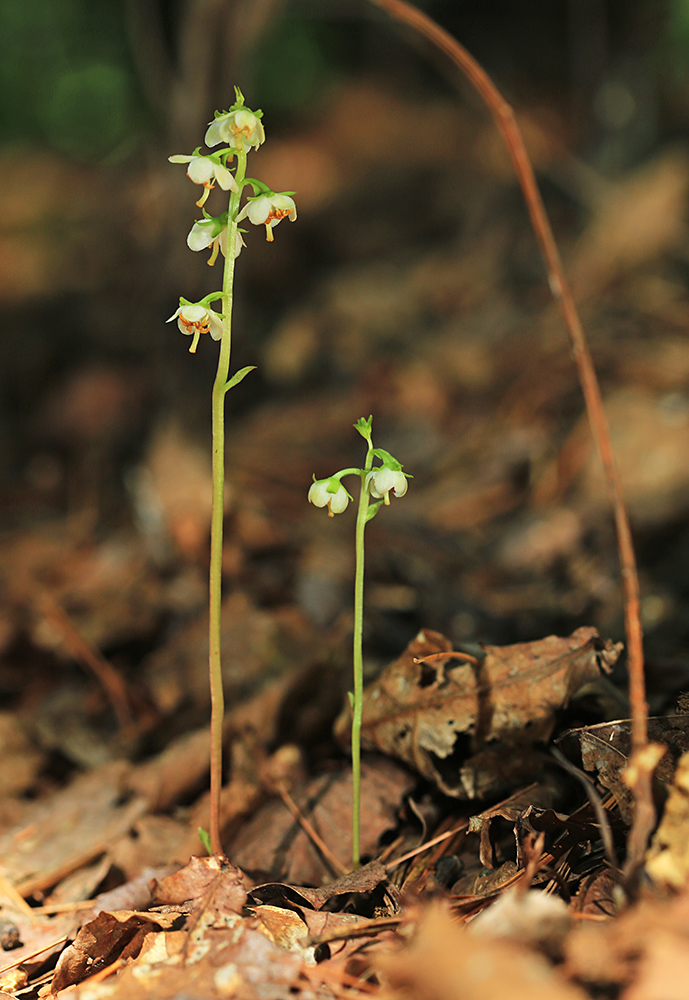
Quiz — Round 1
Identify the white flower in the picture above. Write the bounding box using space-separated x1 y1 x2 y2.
366 467 408 505
187 218 245 265
308 479 349 517
236 193 297 242
166 303 224 353
205 109 265 151
168 153 237 206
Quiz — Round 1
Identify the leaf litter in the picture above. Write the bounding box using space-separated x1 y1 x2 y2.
4 10 689 1000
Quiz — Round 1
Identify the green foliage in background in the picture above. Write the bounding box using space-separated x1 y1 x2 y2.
0 0 139 159
251 15 354 115
667 0 689 76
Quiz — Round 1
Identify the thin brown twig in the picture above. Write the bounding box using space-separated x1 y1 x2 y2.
0 936 69 974
414 651 480 666
368 0 652 865
368 0 646 751
308 916 402 947
275 782 348 877
385 821 469 871
551 746 620 873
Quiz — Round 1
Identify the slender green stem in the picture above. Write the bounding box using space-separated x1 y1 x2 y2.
351 441 374 869
208 147 247 856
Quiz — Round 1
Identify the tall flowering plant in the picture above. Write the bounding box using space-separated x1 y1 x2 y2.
309 417 410 868
168 89 296 856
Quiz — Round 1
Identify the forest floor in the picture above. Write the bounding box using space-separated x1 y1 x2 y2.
3 45 689 999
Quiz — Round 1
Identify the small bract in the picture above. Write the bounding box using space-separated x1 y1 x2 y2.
237 193 297 242
167 303 223 353
308 479 350 517
205 109 265 151
366 467 408 505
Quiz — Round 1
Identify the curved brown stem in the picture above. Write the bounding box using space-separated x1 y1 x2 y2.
368 0 647 755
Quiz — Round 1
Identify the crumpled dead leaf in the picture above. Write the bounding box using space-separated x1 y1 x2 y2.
249 859 395 912
556 714 689 824
467 781 561 868
337 627 621 798
50 909 181 994
150 854 248 910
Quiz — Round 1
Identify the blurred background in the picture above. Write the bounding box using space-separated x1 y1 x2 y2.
3 0 689 754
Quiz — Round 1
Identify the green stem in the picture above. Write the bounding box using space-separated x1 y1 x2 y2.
351 441 374 869
208 147 247 856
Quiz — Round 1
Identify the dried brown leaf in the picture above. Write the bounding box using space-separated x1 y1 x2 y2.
557 714 689 824
230 758 414 885
249 859 392 912
150 855 248 911
0 761 146 896
50 908 180 994
338 627 620 798
468 782 561 868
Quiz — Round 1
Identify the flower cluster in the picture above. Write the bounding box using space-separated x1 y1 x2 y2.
168 88 297 352
308 418 410 518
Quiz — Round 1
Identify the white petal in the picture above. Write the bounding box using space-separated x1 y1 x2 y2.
213 161 238 191
187 221 214 251
308 481 330 507
234 109 257 133
246 196 271 225
328 487 349 514
391 472 408 497
186 157 216 184
178 304 207 322
208 311 224 340
272 194 296 213
166 307 181 323
168 154 193 163
205 118 227 147
233 230 246 258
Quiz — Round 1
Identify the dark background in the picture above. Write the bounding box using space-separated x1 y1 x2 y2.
3 0 689 716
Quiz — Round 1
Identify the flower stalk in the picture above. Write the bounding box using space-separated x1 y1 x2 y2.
309 417 409 868
169 89 296 856
207 145 246 856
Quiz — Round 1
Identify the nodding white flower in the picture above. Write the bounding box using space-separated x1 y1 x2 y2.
308 478 350 517
366 467 408 505
236 193 297 242
166 303 223 353
205 109 265 151
187 218 246 265
168 153 238 207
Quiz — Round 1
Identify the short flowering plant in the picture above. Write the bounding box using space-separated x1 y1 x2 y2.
308 416 410 867
168 88 296 858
